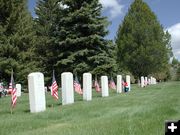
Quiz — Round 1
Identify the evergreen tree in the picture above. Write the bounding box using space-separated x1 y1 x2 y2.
35 0 60 83
176 65 180 81
0 0 40 85
172 57 179 66
35 0 117 82
116 0 172 79
56 0 117 78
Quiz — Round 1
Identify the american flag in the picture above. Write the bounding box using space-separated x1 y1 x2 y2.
74 76 83 95
109 78 116 89
51 70 58 100
9 70 17 108
94 78 101 92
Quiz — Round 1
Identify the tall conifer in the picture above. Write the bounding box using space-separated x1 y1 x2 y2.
35 0 117 81
116 0 172 78
0 0 39 84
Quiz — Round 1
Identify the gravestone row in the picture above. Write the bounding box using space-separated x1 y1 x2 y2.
27 72 130 113
140 76 157 88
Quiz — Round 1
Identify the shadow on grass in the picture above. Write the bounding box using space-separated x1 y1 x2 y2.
23 109 30 113
47 102 62 108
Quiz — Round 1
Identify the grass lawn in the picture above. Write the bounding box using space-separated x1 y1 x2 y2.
0 81 180 135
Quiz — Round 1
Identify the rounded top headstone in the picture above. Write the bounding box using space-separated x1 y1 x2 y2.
83 73 91 75
61 72 73 75
28 72 44 77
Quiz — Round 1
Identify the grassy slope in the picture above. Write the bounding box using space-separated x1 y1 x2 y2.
0 82 179 135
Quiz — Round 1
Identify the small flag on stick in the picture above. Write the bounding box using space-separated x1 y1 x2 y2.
109 78 116 89
74 76 83 95
51 70 58 100
94 77 101 92
9 70 17 108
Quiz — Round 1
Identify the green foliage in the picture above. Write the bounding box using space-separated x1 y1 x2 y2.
0 0 118 85
152 65 171 81
176 64 180 81
34 0 60 83
172 57 179 66
116 0 172 79
0 0 40 85
170 57 180 81
35 0 117 83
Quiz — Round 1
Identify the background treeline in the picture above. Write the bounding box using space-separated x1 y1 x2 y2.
0 0 177 87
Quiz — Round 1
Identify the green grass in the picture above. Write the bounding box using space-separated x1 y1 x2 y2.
0 81 180 135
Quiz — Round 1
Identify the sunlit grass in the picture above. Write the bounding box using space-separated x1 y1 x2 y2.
0 81 179 135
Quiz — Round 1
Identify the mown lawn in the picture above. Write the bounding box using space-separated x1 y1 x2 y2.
0 81 179 135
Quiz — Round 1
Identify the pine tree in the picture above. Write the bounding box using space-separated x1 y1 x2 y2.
56 0 117 78
176 65 180 81
35 0 117 82
172 57 179 67
35 0 61 83
0 0 40 85
116 0 172 79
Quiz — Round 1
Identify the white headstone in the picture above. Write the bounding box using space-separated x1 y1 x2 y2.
150 77 157 84
155 78 157 84
50 86 53 95
61 72 74 105
148 78 151 85
16 84 21 97
126 75 131 91
101 76 109 97
152 77 157 84
145 77 148 86
117 75 122 93
150 76 153 84
141 76 144 88
83 73 92 101
138 79 141 87
28 72 46 113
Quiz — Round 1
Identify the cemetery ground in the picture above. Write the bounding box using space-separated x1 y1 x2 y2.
0 82 180 135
